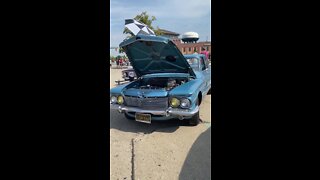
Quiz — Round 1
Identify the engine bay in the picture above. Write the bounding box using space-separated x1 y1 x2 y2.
131 77 189 91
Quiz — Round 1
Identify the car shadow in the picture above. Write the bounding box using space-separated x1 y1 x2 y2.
179 127 211 180
110 109 191 134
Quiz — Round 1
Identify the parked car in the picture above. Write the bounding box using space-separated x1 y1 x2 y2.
110 34 211 126
122 67 137 81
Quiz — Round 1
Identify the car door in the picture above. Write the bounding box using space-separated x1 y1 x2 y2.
200 56 211 93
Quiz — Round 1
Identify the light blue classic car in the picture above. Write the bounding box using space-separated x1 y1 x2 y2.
110 34 211 125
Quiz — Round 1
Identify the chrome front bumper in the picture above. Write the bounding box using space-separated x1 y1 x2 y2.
110 104 199 117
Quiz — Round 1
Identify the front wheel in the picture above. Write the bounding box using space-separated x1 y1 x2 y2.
188 99 200 126
129 77 134 81
207 88 211 95
188 111 200 126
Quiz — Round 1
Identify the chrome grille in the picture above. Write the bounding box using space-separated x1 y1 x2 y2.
124 96 168 109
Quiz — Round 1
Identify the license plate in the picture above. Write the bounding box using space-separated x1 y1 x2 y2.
135 113 151 124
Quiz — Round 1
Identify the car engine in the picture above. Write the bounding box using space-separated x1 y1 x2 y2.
131 77 189 91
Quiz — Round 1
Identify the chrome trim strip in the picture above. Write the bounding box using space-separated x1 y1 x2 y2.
167 106 199 116
110 104 199 117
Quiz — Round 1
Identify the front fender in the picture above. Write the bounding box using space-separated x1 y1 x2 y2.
169 79 204 97
110 83 131 94
169 79 206 106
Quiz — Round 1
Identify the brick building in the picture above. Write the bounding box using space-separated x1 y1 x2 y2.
175 41 211 59
159 29 212 60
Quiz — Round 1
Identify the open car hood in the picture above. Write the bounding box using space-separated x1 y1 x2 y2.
119 35 196 78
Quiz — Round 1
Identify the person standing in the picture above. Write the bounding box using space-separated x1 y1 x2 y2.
119 58 123 69
116 58 119 68
200 47 209 59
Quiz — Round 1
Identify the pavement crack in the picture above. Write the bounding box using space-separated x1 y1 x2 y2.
131 138 135 180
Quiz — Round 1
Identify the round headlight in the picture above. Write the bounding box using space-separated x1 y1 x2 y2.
170 98 180 108
128 72 135 77
117 96 124 104
180 98 191 108
110 96 117 104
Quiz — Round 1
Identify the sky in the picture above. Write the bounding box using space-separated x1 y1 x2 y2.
110 0 211 56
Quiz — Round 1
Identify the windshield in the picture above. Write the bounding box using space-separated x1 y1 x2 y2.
186 57 200 71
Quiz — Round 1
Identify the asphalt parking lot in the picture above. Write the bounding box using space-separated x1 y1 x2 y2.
110 67 212 180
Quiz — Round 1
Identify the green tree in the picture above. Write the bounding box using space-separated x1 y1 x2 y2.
123 11 162 37
110 55 115 62
119 47 124 54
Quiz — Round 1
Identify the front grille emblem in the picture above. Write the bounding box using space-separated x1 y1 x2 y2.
137 92 144 107
138 92 145 98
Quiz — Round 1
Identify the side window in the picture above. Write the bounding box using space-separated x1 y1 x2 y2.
200 57 206 70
